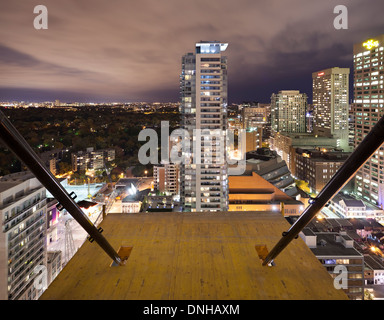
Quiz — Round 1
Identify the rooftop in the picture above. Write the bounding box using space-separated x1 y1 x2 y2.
332 194 365 208
296 149 350 162
365 255 384 270
309 232 362 257
0 171 40 193
0 181 21 193
41 211 348 300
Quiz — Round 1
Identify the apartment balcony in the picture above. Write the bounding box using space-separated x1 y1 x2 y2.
3 198 46 233
8 250 45 300
8 214 46 260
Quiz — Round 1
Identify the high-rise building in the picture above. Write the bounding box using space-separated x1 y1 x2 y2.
241 103 270 129
306 104 314 133
313 67 350 151
180 41 229 212
0 172 47 300
241 103 271 143
353 35 384 207
271 90 307 134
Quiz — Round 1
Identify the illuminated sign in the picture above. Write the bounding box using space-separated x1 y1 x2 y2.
318 72 325 76
363 39 379 50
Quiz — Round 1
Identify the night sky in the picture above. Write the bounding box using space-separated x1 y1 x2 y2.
0 0 383 104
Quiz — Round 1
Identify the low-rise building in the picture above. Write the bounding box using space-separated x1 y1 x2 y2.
228 172 304 216
327 193 384 221
300 229 365 300
38 148 68 176
120 189 151 213
121 196 141 213
270 132 339 175
145 195 181 212
245 149 295 192
295 148 351 193
364 255 384 285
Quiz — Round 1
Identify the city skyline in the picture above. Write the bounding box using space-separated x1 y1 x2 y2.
1 28 384 301
1 1 384 103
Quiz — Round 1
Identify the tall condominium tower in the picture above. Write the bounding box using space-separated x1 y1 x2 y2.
271 90 307 134
179 41 229 212
0 172 47 300
353 35 384 206
313 67 350 151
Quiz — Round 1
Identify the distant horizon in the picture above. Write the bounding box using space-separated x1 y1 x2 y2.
0 97 273 105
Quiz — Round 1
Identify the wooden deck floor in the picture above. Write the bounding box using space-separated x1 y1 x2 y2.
40 212 348 300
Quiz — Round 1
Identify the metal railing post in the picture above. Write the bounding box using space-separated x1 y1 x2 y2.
262 114 384 266
0 110 124 266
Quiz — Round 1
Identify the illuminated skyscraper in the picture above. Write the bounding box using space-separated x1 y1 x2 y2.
353 35 384 206
179 41 229 212
271 90 307 134
312 67 350 151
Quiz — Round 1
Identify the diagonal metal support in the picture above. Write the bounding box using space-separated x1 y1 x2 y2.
262 114 384 266
0 110 125 266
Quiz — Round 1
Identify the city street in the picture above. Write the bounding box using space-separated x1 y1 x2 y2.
46 181 106 265
47 212 86 261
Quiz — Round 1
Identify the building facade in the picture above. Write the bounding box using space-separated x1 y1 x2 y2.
245 129 263 153
365 255 384 286
295 148 350 193
46 251 62 287
271 90 307 134
46 198 59 244
300 229 365 300
241 103 271 141
327 193 384 221
180 41 229 212
0 172 47 300
313 67 350 151
228 172 304 216
71 147 115 172
153 163 179 196
353 35 384 207
270 132 339 175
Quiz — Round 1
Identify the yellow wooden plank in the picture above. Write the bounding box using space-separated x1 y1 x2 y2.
40 212 349 300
